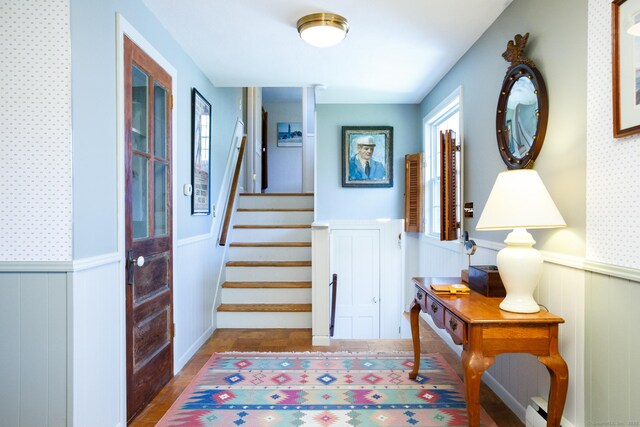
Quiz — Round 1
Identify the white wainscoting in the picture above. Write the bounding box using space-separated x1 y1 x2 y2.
0 271 69 427
415 237 585 427
174 235 227 372
0 234 228 427
71 257 124 427
312 220 405 344
585 271 640 425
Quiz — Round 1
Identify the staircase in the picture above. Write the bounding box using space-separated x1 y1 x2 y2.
217 193 314 329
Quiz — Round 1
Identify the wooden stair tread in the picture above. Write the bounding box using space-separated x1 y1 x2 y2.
226 261 311 267
218 303 312 312
237 208 314 212
230 242 311 247
239 193 313 196
233 224 311 229
222 281 311 288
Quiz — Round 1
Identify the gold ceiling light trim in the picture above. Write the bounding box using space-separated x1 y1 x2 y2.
297 13 349 48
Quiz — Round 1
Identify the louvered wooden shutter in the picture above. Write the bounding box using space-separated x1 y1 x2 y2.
404 153 424 232
440 130 458 241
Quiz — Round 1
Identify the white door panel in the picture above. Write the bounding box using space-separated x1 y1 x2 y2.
332 229 380 339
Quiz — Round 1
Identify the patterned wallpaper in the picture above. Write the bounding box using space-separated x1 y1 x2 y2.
587 0 640 269
0 0 72 262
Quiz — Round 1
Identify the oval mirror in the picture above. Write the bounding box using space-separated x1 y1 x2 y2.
496 35 548 169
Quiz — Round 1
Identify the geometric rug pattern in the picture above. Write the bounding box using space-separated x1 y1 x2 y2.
156 352 497 426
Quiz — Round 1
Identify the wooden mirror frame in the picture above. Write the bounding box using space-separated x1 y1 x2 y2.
496 34 548 170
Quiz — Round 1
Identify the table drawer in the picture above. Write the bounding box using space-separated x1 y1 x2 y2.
445 311 467 345
426 295 445 329
414 286 427 310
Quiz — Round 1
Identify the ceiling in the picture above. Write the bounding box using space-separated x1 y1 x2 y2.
142 0 513 104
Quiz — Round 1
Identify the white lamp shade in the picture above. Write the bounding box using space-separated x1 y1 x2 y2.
629 22 640 36
297 13 349 48
476 169 566 231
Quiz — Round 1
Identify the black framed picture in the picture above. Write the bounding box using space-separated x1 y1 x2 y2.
191 88 211 215
341 126 393 188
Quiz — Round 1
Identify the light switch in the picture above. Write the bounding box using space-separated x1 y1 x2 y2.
183 184 193 196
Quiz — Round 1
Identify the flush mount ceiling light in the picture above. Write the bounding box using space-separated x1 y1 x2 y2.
297 13 349 48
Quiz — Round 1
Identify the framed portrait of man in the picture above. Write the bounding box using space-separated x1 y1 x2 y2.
341 126 393 188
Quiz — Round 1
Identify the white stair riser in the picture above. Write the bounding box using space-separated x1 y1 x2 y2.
225 266 311 282
235 211 314 225
229 246 311 261
238 195 313 209
217 311 312 329
221 288 311 304
232 228 310 242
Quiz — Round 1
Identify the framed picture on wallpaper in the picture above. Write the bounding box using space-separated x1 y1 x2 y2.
191 88 211 215
341 126 393 188
613 0 640 137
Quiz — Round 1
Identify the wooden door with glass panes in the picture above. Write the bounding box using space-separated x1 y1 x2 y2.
123 36 173 422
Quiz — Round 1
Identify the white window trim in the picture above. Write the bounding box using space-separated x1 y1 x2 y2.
422 86 464 243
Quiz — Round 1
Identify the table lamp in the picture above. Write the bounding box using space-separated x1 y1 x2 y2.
476 169 566 313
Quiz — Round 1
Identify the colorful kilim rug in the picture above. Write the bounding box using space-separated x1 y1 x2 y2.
156 352 497 426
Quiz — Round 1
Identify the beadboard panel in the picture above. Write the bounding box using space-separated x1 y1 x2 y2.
71 261 123 427
174 235 226 372
417 239 585 426
417 237 464 277
483 261 585 425
0 272 68 427
586 272 640 425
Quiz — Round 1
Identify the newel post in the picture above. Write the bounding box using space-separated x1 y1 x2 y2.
311 222 331 345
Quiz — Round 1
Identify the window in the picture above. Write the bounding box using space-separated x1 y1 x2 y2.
423 87 462 240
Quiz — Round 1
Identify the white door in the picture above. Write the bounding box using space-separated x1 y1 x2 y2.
245 87 262 192
331 229 380 339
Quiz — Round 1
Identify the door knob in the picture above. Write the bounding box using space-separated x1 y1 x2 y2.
130 255 145 267
372 297 378 304
127 250 145 286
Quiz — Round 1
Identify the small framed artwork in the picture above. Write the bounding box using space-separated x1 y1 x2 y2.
191 88 211 215
613 0 640 137
277 122 302 147
342 126 393 188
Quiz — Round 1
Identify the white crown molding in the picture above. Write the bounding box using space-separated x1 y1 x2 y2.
583 259 640 283
472 238 504 252
474 238 586 270
0 252 121 273
177 233 214 247
475 238 640 281
73 252 121 271
0 261 74 273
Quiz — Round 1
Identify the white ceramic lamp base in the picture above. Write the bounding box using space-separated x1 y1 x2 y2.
496 228 543 313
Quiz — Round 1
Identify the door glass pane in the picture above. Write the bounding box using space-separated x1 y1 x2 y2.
154 162 168 236
131 65 148 153
132 155 149 239
154 83 167 159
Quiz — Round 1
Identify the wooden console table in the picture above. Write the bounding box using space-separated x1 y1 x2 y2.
409 277 568 427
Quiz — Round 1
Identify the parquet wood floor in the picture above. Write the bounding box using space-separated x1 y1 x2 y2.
129 317 524 426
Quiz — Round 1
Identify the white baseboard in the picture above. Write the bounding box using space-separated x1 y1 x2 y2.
175 324 215 373
481 370 527 422
312 335 330 346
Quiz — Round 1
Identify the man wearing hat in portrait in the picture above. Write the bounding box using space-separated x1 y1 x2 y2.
348 135 386 181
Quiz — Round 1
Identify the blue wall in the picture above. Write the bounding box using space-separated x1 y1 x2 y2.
419 0 586 256
70 0 242 257
315 104 421 221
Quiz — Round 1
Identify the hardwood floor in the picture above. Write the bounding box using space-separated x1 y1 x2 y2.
130 317 524 426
